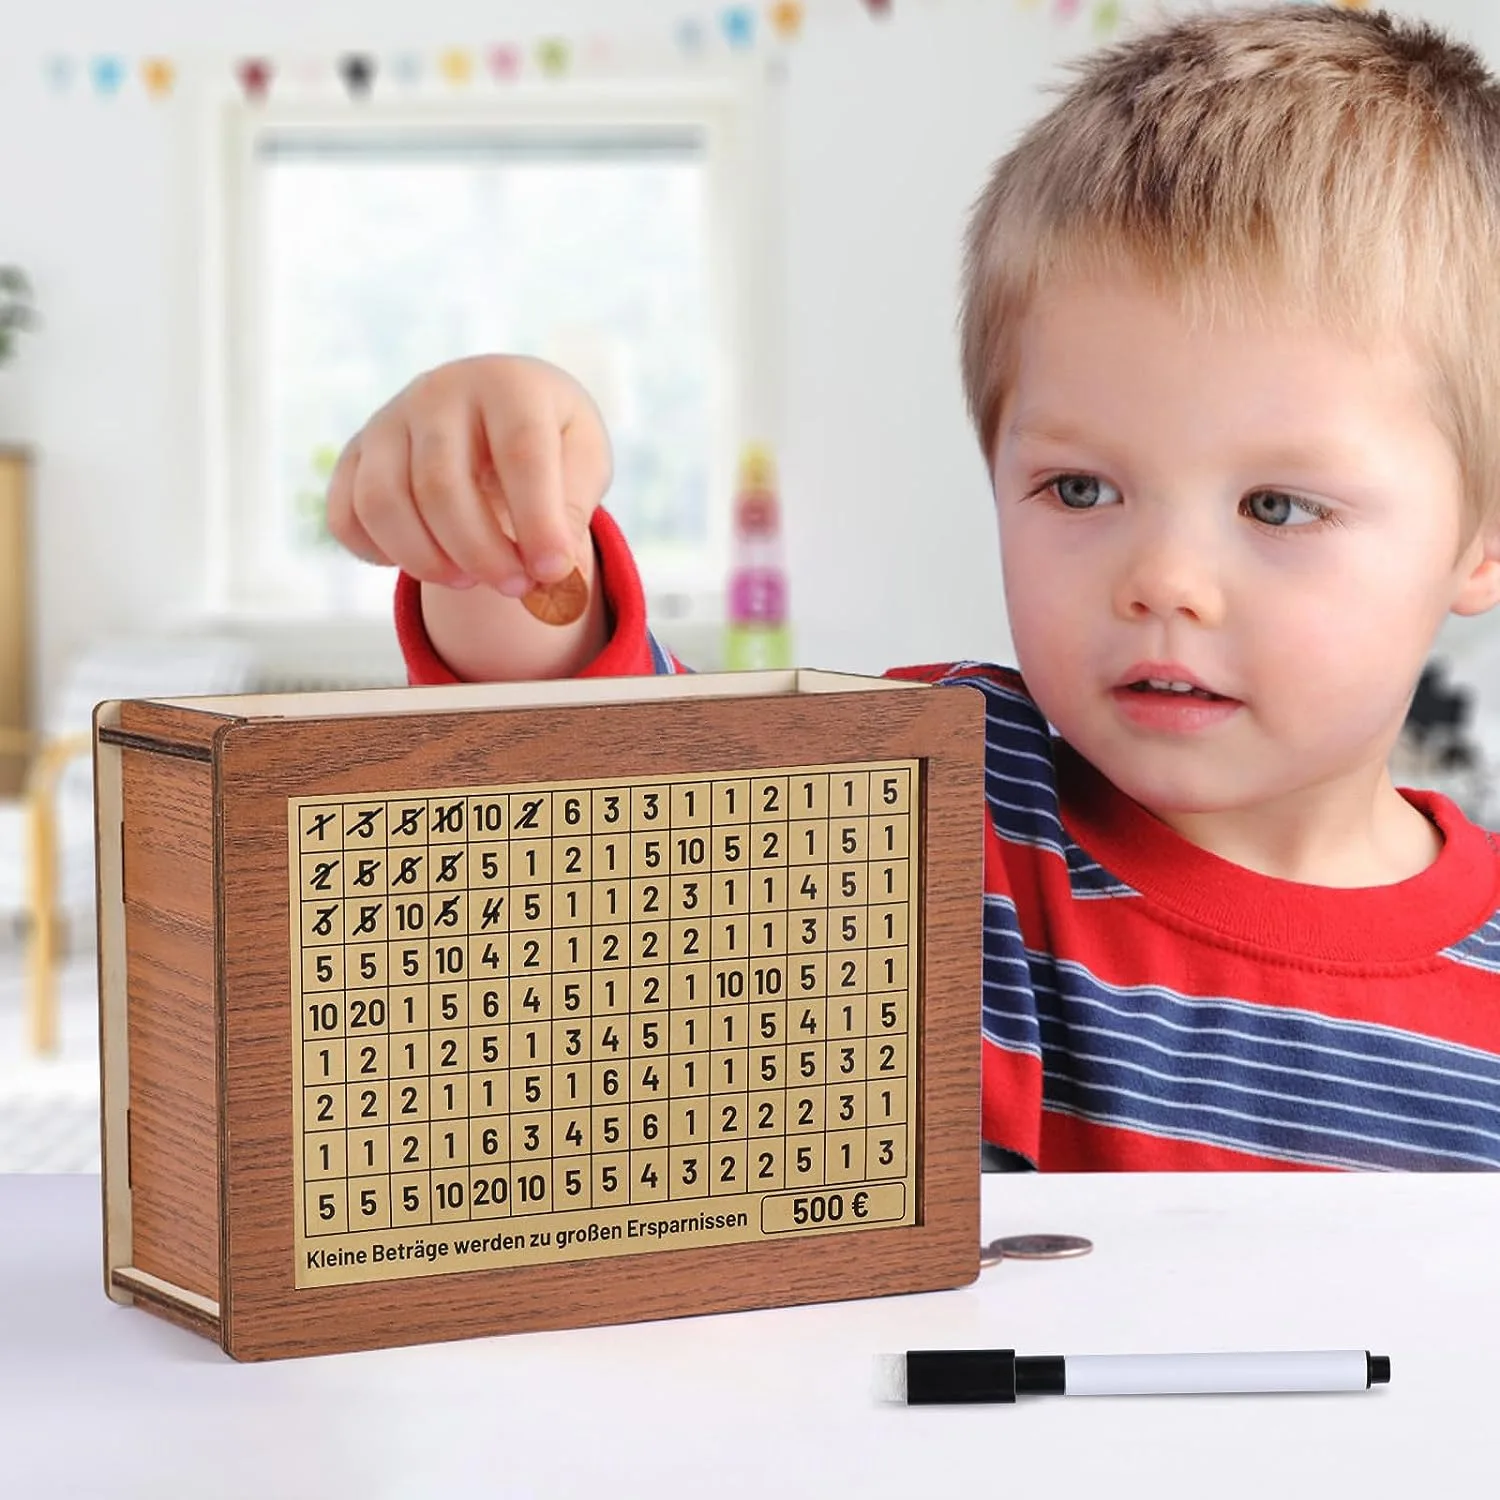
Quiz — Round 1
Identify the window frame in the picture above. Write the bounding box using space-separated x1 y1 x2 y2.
205 76 775 628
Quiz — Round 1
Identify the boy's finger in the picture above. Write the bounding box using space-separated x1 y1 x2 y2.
351 421 462 585
560 415 612 555
477 401 575 584
326 436 392 566
408 421 531 593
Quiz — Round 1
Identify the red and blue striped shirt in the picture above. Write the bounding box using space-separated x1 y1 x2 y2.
396 509 1500 1171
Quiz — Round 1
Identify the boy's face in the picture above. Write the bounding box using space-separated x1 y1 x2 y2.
990 268 1500 831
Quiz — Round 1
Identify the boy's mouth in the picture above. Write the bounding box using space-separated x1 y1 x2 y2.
1110 662 1242 731
1113 663 1238 702
1122 679 1229 701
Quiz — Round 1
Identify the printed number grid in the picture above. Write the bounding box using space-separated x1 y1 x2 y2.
292 764 918 1239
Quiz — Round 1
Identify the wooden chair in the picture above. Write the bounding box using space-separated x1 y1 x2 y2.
0 634 257 1053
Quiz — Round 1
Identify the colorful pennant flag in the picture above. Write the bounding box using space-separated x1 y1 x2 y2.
339 53 376 97
487 43 522 81
722 7 756 49
288 57 329 89
236 57 273 102
864 0 893 15
536 39 571 77
390 52 422 86
438 48 473 85
768 2 805 40
141 58 176 98
91 56 125 95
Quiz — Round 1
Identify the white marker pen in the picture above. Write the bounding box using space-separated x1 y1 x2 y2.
880 1348 1391 1403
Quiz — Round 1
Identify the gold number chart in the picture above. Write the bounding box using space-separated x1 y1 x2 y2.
290 761 921 1288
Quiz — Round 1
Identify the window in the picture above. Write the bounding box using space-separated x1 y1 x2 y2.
214 86 763 622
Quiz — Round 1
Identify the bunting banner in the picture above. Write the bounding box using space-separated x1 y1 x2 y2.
140 58 177 98
30 0 1372 101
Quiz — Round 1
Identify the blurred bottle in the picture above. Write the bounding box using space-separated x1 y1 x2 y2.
724 443 793 670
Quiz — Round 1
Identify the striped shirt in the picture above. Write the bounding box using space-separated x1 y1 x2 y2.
396 509 1500 1172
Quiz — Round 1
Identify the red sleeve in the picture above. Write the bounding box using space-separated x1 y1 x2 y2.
394 506 669 685
882 662 965 685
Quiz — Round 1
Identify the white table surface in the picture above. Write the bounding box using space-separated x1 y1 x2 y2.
2 1170 1496 1498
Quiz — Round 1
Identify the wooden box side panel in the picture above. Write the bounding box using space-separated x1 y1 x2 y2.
914 700 985 1265
217 687 984 1358
122 744 222 1300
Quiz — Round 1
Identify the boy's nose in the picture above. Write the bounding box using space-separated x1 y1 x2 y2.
1111 525 1226 627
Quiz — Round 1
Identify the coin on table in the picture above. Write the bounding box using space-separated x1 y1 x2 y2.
980 1233 1094 1268
522 567 589 626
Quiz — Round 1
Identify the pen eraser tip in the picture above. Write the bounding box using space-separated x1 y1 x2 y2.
874 1353 908 1405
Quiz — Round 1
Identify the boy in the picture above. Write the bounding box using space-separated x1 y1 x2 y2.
327 4 1500 1170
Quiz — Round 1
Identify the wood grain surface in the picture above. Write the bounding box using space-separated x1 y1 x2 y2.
106 681 985 1361
118 735 226 1301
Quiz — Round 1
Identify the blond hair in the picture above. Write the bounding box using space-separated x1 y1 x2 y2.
959 3 1500 529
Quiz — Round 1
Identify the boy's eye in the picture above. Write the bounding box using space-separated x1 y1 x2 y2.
1243 491 1324 527
1050 474 1120 509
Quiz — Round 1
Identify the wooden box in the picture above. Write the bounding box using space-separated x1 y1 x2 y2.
96 668 985 1361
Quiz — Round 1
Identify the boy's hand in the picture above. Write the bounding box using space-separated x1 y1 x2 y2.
327 353 613 597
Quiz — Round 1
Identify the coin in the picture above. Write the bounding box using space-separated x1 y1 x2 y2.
980 1233 1094 1267
522 567 589 626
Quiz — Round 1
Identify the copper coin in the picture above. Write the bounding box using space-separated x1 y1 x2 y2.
521 567 589 626
980 1233 1094 1268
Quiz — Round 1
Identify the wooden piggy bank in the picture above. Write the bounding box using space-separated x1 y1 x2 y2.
95 668 983 1360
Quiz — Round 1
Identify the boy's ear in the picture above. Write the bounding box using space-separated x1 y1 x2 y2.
1451 519 1500 617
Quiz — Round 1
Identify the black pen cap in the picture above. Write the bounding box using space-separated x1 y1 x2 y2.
905 1349 1017 1404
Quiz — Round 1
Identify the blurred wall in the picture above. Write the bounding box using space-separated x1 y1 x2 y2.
0 0 1495 702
